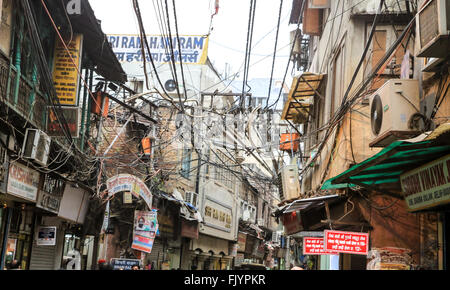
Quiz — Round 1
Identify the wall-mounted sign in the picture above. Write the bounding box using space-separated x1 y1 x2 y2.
107 34 209 65
400 154 450 212
180 219 199 239
282 211 303 235
107 174 152 209
324 230 369 255
237 233 247 252
7 161 39 202
157 209 176 237
36 226 56 246
47 107 81 137
303 237 338 255
52 33 83 106
110 258 141 270
36 174 65 214
58 184 89 224
203 197 232 233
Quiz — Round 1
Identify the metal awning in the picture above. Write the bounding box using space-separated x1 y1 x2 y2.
67 0 127 83
321 129 450 194
274 194 341 217
281 72 325 124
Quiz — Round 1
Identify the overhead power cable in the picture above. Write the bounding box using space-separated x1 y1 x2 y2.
266 0 284 108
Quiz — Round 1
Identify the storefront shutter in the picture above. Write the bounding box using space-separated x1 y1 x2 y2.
146 238 165 269
29 240 56 270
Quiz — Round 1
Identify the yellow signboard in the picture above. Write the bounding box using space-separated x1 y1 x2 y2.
52 34 83 106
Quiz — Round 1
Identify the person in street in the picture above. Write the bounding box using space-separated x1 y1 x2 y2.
131 265 140 270
290 261 304 270
7 260 21 270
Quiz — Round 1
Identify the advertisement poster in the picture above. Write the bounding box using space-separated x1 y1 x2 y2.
131 224 158 254
52 33 83 106
134 210 157 232
107 34 209 65
7 161 40 202
324 230 369 255
37 226 57 246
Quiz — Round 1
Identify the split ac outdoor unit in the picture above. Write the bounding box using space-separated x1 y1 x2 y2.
369 79 420 147
278 165 301 202
416 0 450 58
185 191 199 208
22 129 51 166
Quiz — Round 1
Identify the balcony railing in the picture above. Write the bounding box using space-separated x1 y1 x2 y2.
0 52 47 131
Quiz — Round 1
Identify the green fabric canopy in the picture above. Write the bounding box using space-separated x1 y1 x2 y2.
321 140 450 190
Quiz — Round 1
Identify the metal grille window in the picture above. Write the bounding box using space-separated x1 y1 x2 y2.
214 150 234 190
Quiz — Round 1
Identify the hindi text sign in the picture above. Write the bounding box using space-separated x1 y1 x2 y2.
324 230 369 255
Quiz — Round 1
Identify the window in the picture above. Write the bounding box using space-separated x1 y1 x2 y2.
365 25 413 91
180 148 192 179
331 43 345 117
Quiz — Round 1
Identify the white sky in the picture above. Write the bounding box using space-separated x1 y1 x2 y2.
89 0 295 83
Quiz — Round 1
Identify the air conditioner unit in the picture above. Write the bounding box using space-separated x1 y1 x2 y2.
185 191 199 208
290 30 302 55
164 79 177 92
369 79 421 147
416 0 450 58
278 165 301 202
22 129 51 166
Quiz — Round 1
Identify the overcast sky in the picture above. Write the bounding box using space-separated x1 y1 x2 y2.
89 0 295 83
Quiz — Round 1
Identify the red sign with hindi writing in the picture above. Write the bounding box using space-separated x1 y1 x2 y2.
324 230 369 255
303 237 338 255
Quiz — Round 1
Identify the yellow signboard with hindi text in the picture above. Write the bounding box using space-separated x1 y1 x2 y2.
52 34 83 106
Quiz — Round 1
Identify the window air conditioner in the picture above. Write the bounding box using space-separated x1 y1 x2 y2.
278 165 301 202
416 0 450 58
185 191 199 208
369 79 421 147
22 129 51 166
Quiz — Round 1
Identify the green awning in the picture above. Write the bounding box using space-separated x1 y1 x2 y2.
321 140 450 191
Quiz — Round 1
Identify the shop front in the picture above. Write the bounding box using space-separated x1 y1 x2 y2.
400 153 450 270
0 161 40 270
322 128 450 269
144 196 181 270
27 179 90 270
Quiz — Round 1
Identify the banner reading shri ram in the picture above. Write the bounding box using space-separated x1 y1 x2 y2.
107 34 209 64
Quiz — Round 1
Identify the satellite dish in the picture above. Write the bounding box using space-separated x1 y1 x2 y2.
164 79 177 92
371 94 383 135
